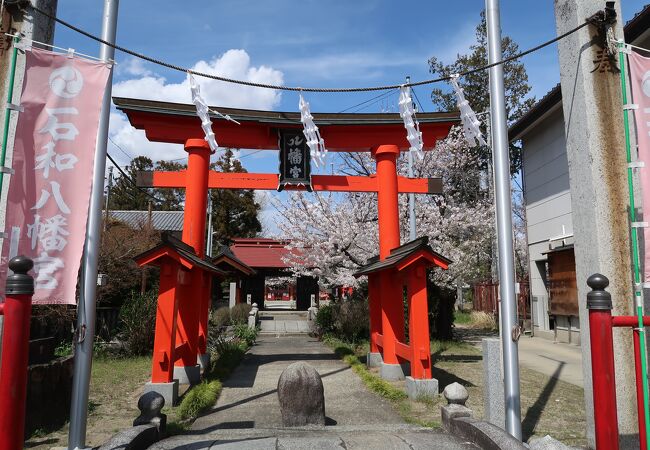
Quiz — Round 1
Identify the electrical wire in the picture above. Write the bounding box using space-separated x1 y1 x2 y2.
106 151 162 202
352 90 399 113
338 89 398 113
31 4 592 93
411 87 426 113
238 149 265 159
107 136 133 161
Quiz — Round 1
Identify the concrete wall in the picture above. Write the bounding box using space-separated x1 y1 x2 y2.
521 106 580 344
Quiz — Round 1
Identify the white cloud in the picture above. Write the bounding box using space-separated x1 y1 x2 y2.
108 49 285 166
108 112 185 164
113 49 284 109
116 57 153 77
255 190 282 236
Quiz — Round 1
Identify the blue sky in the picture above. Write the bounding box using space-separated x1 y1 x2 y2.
49 1 648 230
54 1 648 109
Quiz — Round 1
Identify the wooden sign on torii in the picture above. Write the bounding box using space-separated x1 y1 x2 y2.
117 97 458 403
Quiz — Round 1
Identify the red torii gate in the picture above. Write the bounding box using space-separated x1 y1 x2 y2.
117 97 457 403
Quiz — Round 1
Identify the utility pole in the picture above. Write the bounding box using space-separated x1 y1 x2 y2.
406 76 416 241
68 1 118 448
103 165 113 232
206 190 213 257
485 0 521 440
554 2 636 447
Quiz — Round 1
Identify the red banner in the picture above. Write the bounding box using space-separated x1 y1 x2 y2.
0 48 110 304
629 51 650 283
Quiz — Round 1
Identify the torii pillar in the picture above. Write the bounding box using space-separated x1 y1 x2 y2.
173 138 212 383
373 144 407 380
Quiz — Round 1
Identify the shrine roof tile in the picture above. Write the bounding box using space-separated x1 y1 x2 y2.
134 232 227 275
354 236 451 276
109 210 184 232
113 97 460 126
212 245 257 276
230 238 302 269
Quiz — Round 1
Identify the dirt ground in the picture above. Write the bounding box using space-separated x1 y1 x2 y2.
25 356 152 449
451 326 586 445
430 339 586 446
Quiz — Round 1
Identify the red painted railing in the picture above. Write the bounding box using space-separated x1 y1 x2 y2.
0 256 35 450
587 274 649 450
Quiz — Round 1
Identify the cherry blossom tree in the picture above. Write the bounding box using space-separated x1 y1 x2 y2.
274 127 497 290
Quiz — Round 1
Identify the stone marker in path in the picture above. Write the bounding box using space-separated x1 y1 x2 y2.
277 361 326 426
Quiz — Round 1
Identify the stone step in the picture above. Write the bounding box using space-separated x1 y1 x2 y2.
259 310 309 317
258 319 312 334
149 426 476 449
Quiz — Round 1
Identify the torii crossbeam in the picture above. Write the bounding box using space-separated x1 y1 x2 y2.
116 97 458 404
137 172 443 194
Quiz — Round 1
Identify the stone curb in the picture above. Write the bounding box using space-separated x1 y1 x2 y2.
446 416 526 450
97 424 159 450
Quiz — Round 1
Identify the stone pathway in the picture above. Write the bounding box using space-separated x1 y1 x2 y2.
150 336 476 449
258 311 312 334
517 336 583 387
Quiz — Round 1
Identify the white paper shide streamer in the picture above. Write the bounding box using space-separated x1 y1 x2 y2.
299 94 327 167
189 73 219 153
398 86 424 159
450 75 486 147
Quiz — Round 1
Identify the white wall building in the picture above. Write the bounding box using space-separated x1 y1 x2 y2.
509 5 650 344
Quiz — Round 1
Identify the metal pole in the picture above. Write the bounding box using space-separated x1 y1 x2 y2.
485 0 521 440
68 1 118 448
0 36 19 199
617 39 650 444
406 76 416 241
485 111 499 283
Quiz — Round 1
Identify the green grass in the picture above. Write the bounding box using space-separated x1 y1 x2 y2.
167 335 254 432
453 310 472 325
178 380 223 419
342 353 407 401
323 335 440 428
430 339 473 355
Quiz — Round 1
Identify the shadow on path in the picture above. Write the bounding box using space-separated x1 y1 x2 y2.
224 352 341 388
522 363 563 440
189 365 351 435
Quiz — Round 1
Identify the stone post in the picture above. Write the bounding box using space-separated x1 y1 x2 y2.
554 2 637 446
229 282 237 308
482 338 505 429
248 303 258 329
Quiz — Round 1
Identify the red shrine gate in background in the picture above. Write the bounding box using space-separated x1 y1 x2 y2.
119 97 458 403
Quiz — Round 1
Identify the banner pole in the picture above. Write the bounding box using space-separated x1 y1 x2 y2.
68 1 119 448
618 40 650 448
485 0 522 440
0 36 19 199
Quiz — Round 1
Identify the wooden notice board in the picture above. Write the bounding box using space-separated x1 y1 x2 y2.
548 248 578 316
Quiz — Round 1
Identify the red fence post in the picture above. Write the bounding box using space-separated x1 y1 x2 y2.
0 256 35 449
633 329 648 450
586 274 619 450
